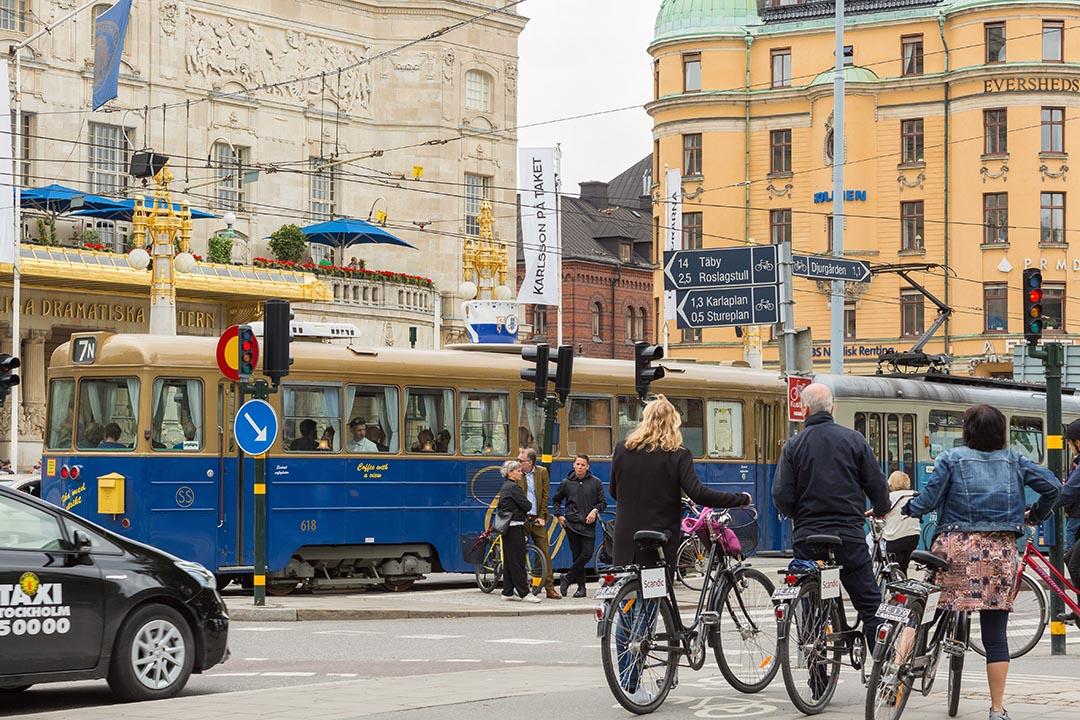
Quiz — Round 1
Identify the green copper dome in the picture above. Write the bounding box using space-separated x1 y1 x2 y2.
809 65 880 86
653 0 760 45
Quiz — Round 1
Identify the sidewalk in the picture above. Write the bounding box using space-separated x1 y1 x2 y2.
225 556 793 621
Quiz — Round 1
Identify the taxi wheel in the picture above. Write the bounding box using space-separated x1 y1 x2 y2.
108 604 195 702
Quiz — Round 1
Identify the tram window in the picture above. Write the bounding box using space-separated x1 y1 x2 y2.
706 400 743 458
854 412 867 439
867 414 883 461
282 385 341 452
517 394 556 455
151 379 203 451
345 385 399 453
928 409 964 457
1010 416 1044 463
901 414 916 474
567 397 614 457
460 392 509 455
404 388 454 453
45 379 75 450
76 378 139 451
886 415 900 475
618 397 705 457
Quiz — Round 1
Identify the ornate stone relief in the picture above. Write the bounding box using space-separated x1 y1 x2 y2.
814 279 869 302
980 164 1009 182
897 172 925 190
185 11 372 111
1040 163 1069 181
0 404 46 440
766 182 793 198
383 322 395 347
442 49 455 82
160 0 180 36
505 61 517 96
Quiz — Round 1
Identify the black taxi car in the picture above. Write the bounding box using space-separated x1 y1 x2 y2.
0 484 229 700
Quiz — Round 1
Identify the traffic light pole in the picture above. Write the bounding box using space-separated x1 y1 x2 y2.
1029 342 1067 656
540 395 560 465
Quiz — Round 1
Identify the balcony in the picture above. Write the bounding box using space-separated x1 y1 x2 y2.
327 275 435 314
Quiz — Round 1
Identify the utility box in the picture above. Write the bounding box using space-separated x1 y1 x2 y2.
97 472 125 515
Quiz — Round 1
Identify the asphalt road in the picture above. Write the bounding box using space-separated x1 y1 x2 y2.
5 614 1080 719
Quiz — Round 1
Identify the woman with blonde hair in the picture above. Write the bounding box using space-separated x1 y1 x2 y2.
610 394 751 567
882 470 921 574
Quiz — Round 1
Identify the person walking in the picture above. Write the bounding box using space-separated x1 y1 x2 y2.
517 448 560 600
496 460 540 604
773 382 891 658
1058 419 1080 621
903 404 1060 720
882 471 921 575
553 454 606 598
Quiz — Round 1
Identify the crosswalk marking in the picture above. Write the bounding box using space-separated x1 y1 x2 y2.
398 634 465 640
487 638 560 645
260 672 317 677
444 659 482 663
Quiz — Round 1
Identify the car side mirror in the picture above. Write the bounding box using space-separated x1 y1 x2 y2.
72 529 93 556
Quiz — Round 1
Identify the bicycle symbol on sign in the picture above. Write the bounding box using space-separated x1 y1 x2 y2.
755 298 775 312
754 259 775 273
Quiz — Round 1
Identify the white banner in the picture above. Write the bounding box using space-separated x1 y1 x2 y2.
0 60 13 266
517 147 561 307
663 169 682 321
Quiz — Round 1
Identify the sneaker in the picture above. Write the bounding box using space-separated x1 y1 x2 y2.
989 709 1011 720
574 586 587 598
629 685 653 705
560 575 572 596
522 593 542 604
501 593 520 602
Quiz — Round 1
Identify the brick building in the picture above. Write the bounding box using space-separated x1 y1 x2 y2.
518 156 654 360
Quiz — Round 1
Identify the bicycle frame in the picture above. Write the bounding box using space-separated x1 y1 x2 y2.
1019 540 1080 617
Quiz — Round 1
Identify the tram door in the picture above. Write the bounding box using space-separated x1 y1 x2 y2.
854 411 917 481
217 383 253 571
756 399 789 552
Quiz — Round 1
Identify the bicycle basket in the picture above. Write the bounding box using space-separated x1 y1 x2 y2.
460 533 487 565
726 506 759 556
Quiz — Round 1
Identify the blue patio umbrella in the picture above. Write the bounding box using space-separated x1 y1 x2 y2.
69 197 220 221
300 217 416 251
19 184 129 214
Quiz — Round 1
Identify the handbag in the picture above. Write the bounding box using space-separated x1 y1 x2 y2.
491 508 513 535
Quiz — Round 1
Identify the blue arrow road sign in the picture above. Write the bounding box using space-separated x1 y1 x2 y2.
664 246 778 291
234 399 278 456
792 253 872 283
676 285 780 329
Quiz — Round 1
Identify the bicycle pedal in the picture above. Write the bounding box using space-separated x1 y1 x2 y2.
699 611 721 626
943 640 966 657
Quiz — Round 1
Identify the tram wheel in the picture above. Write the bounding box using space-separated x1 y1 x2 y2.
266 581 299 597
382 578 416 592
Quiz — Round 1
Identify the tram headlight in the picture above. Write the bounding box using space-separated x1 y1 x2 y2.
175 560 216 589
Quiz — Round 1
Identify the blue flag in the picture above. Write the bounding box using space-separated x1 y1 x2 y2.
92 0 133 111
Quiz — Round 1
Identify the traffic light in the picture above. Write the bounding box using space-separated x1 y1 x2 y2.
0 354 19 406
263 299 293 387
237 325 257 381
634 342 665 399
552 345 574 404
521 343 550 401
1023 268 1044 345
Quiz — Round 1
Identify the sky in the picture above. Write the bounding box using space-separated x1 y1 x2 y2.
516 0 655 195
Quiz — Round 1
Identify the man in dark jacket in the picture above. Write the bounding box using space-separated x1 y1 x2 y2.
773 382 890 651
553 454 607 597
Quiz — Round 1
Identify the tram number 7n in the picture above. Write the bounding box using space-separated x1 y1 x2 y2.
300 519 318 532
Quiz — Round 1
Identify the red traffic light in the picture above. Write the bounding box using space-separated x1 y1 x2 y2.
1028 289 1042 304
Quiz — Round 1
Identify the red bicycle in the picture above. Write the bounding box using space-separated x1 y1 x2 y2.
968 531 1079 659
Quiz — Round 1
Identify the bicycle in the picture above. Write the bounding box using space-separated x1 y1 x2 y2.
675 500 709 591
591 511 616 575
865 550 969 720
595 506 779 714
867 517 906 598
468 528 549 596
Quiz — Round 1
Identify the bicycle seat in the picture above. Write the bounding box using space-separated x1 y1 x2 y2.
634 530 670 546
910 550 950 572
805 534 843 547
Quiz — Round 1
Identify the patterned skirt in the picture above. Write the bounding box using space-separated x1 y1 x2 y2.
930 532 1019 611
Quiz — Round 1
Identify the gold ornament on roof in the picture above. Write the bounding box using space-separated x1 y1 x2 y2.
461 200 509 301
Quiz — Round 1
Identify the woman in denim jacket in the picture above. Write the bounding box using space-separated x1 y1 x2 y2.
903 404 1060 720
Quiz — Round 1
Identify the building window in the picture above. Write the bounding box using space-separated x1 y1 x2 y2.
1043 20 1064 62
619 242 632 263
636 307 646 342
1041 107 1065 153
213 142 248 212
1041 192 1066 245
0 0 24 32
1043 284 1065 331
625 307 635 341
901 201 924 251
844 303 856 339
901 35 923 76
771 49 791 88
653 59 660 99
683 133 702 176
533 306 547 337
309 158 337 221
901 291 924 337
464 172 492 236
464 70 493 112
985 22 1006 64
984 284 1008 333
87 122 130 195
770 129 792 174
984 109 1007 155
682 327 701 343
591 302 603 340
10 111 30 187
983 193 1008 245
770 209 792 245
683 53 701 93
901 118 924 163
682 212 703 249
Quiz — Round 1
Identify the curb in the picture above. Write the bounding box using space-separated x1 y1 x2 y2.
226 605 597 622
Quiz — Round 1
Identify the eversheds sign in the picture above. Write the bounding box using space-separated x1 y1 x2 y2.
984 77 1080 93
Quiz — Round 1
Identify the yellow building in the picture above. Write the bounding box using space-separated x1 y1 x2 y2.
649 0 1080 375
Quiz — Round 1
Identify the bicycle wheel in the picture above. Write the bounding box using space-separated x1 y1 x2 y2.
713 568 779 694
675 535 708 592
947 612 968 718
524 544 547 597
600 579 678 715
968 573 1046 659
778 580 842 715
865 598 923 720
474 538 502 593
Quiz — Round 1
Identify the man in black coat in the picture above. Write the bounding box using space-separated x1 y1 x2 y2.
553 454 607 597
773 382 890 654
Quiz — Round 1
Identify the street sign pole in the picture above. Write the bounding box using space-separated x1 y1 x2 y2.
779 238 800 435
541 395 559 465
831 0 846 375
248 380 271 607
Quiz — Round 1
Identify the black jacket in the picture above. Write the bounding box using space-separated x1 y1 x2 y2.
610 442 750 566
497 479 531 523
773 411 890 543
552 470 607 536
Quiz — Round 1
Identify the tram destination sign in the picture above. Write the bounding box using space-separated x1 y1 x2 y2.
676 285 780 329
663 246 778 291
792 254 872 283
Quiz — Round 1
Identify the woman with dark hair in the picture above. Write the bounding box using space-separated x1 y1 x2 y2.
496 460 540 604
904 404 1060 720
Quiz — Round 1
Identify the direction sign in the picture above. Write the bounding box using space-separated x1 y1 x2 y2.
787 376 813 422
216 325 260 382
676 285 779 329
664 246 778 291
234 399 278 456
792 254 871 283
